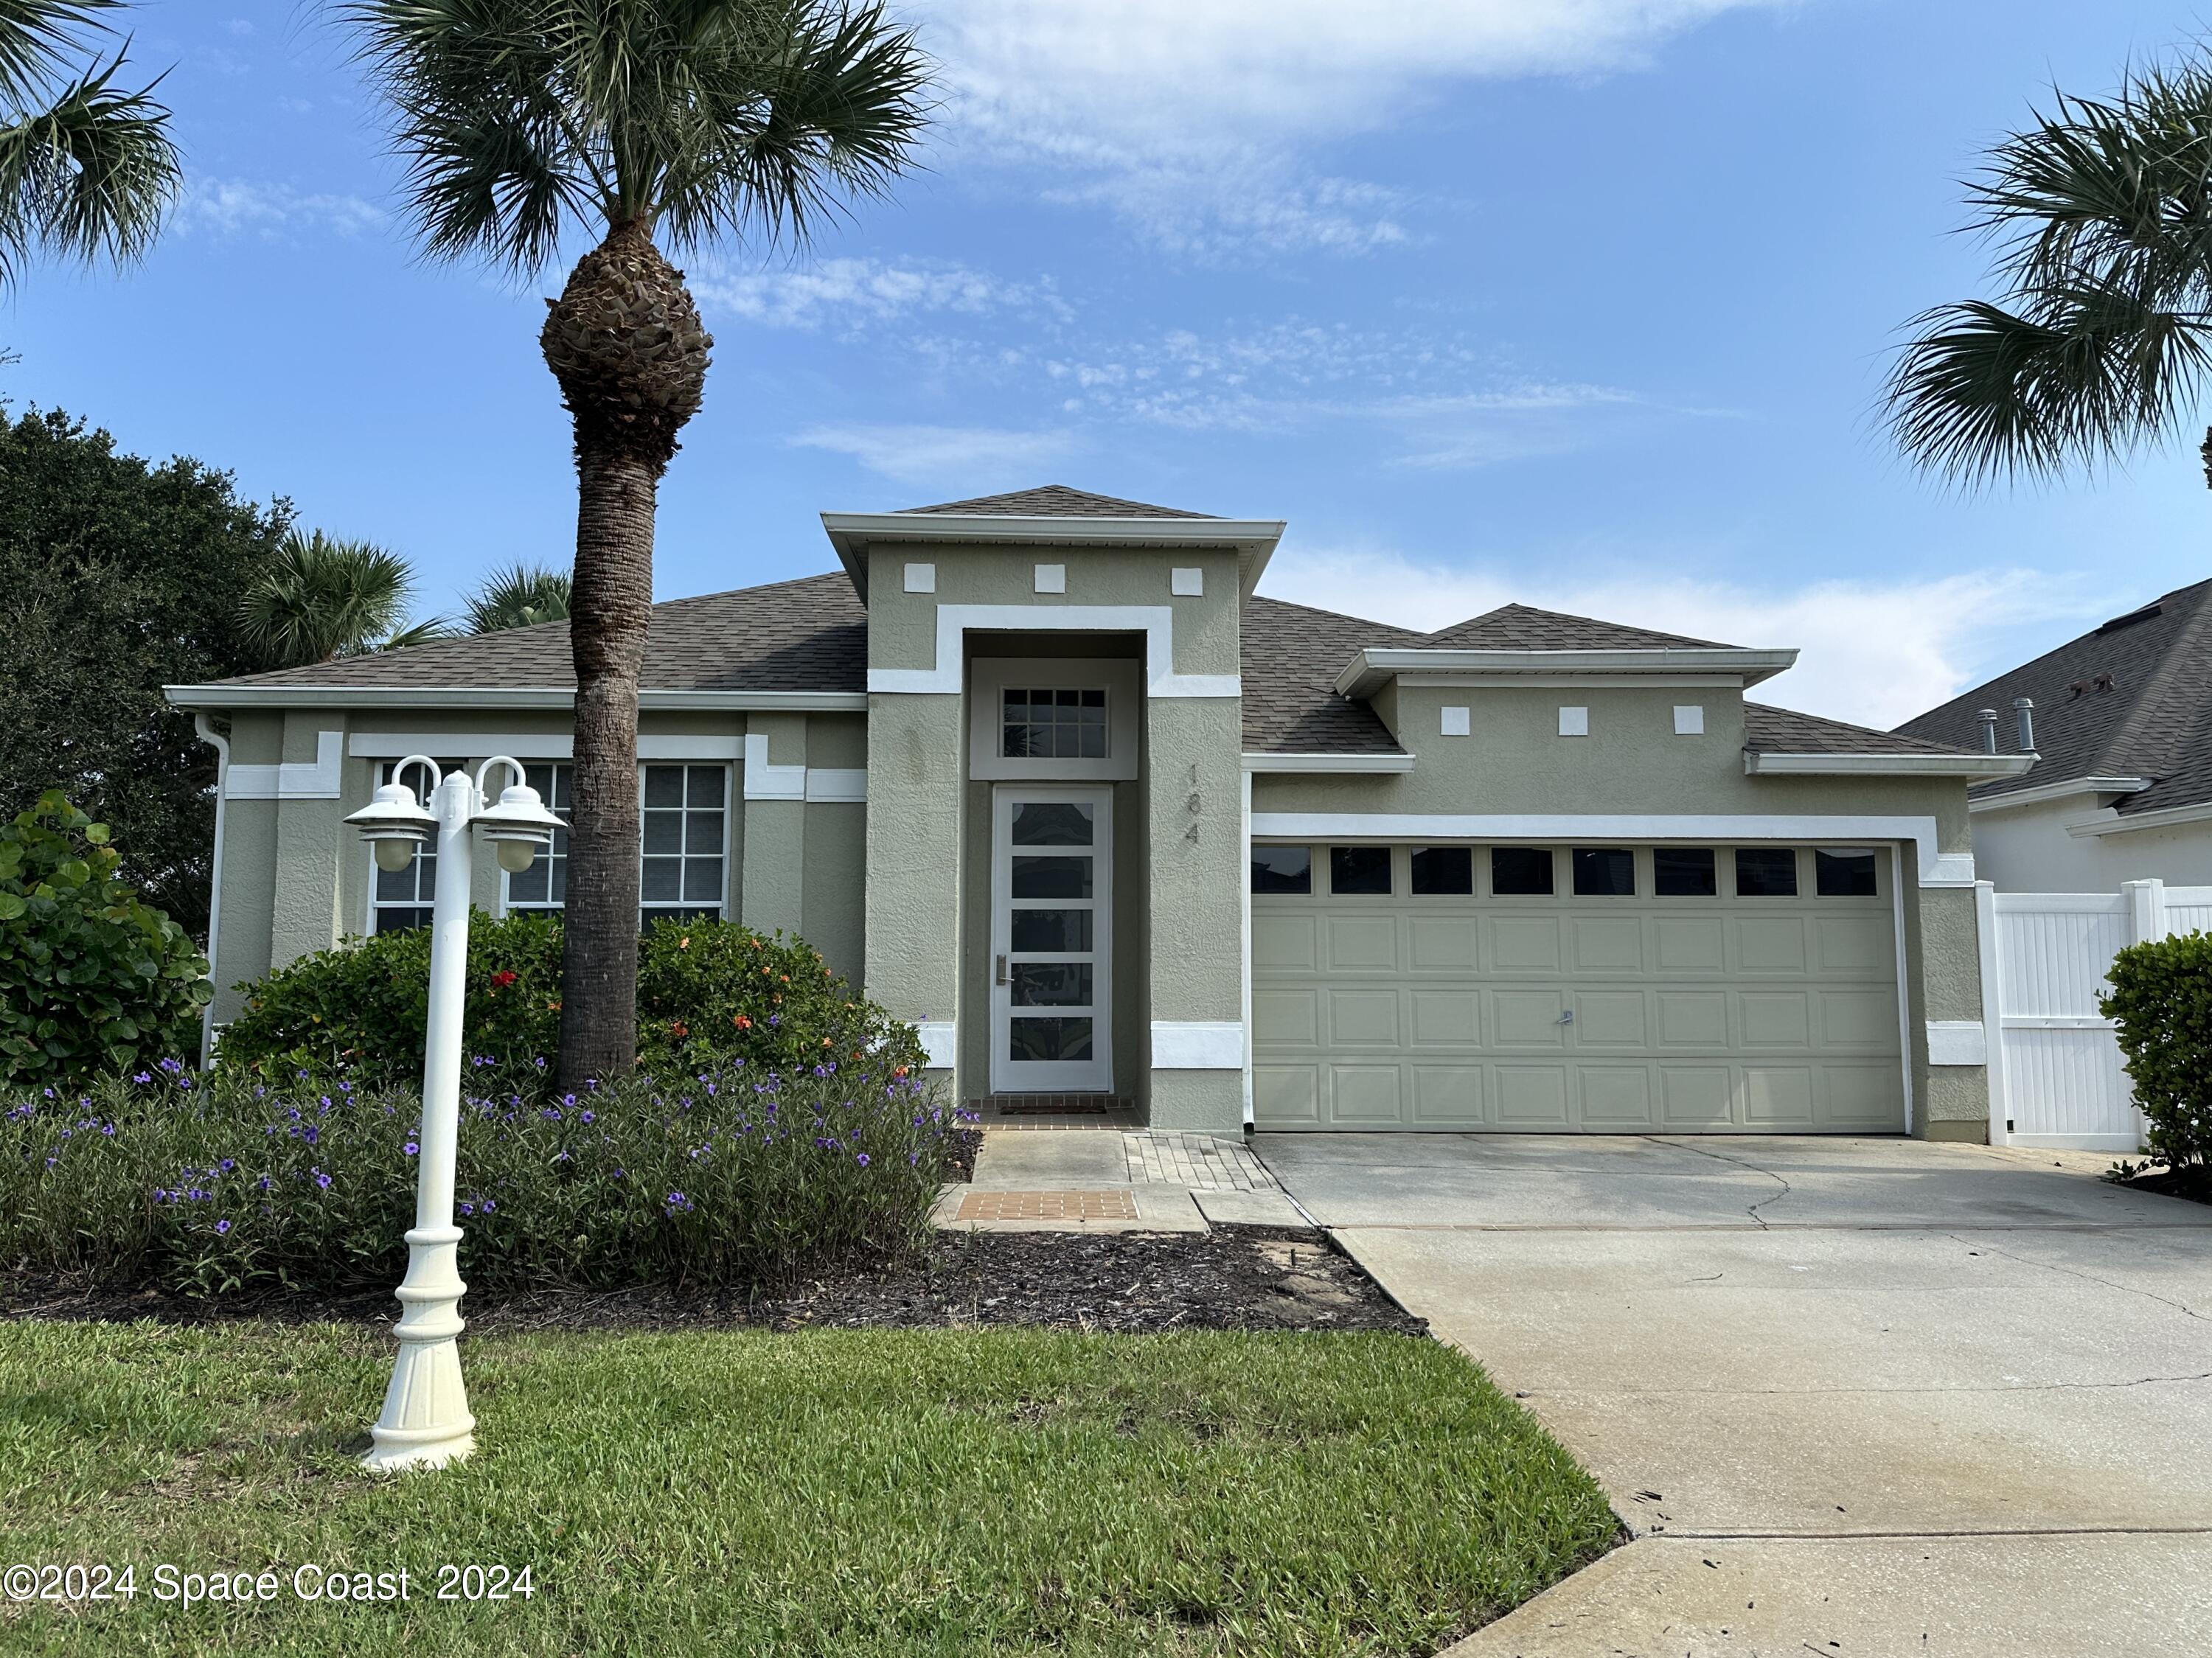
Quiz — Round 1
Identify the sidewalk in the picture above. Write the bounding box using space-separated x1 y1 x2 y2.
933 1129 1306 1233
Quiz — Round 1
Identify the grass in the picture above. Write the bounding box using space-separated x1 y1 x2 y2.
0 1322 1615 1657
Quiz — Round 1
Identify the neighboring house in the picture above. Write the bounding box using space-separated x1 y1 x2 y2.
169 485 2030 1140
1896 578 2212 891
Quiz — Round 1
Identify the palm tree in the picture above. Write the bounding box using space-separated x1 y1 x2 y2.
1887 59 2212 485
0 1 181 290
465 560 571 632
343 1 932 1086
240 529 446 666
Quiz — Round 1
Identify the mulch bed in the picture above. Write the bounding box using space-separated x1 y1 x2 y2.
2110 1163 2211 1206
4 1226 1427 1338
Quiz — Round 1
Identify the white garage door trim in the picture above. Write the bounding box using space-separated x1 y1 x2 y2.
1242 837 1913 1134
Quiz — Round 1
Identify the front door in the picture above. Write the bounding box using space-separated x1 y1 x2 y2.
990 786 1113 1094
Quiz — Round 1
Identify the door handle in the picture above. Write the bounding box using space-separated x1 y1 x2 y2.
995 954 1008 986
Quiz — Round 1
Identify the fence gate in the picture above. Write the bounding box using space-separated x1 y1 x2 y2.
1977 879 2212 1151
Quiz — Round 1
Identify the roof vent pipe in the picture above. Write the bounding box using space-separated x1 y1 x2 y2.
2013 696 2036 753
1978 708 1998 754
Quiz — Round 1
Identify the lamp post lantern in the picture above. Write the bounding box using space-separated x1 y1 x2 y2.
344 755 560 1471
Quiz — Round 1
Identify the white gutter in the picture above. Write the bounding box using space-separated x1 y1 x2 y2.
821 510 1286 600
1335 645 1799 700
1744 750 2037 781
165 686 869 714
1967 774 2151 814
1242 751 1414 774
2066 798 2212 837
190 714 229 1069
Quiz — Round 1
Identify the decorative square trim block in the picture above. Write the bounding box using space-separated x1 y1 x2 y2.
917 1020 957 1070
1674 704 1705 735
1034 563 1066 594
902 561 936 593
1558 706 1590 737
1170 567 1204 596
1925 1020 1989 1065
1440 706 1471 737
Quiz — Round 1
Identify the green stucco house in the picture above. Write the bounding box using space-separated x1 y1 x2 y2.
168 485 2028 1139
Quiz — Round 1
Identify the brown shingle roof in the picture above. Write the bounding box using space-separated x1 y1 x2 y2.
218 574 866 694
1896 577 2212 813
1743 703 1976 758
895 484 1216 519
1425 602 1729 651
1240 596 1418 754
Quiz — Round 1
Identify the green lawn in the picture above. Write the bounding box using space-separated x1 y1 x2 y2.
0 1321 1615 1656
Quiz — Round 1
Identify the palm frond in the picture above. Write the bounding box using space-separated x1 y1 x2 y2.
465 560 571 631
1889 54 2212 483
0 46 179 281
0 1 119 107
240 530 424 667
341 0 933 271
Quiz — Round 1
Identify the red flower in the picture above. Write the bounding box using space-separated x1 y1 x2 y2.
732 1014 751 1030
669 1020 689 1039
490 970 518 990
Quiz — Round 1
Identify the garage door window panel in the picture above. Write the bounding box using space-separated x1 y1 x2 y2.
1492 846 1555 896
1815 849 1879 897
1572 847 1636 896
1735 847 1799 896
1654 847 1717 897
1251 845 1312 894
1410 846 1473 896
1329 846 1393 896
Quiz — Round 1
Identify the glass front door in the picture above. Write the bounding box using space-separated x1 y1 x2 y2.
990 786 1113 1094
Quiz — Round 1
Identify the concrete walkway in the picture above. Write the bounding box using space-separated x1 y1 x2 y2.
1253 1134 2212 1657
933 1128 1303 1231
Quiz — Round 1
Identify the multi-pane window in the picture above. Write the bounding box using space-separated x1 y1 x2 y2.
504 763 573 910
640 764 727 923
1002 689 1107 759
369 759 465 934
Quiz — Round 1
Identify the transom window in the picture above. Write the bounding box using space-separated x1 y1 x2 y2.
1002 688 1107 760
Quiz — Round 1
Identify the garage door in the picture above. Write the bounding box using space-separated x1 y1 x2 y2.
1251 843 1905 1132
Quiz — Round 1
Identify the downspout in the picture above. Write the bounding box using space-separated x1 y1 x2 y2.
192 713 230 1069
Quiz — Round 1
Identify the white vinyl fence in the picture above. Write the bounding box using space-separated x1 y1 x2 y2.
1975 879 2212 1151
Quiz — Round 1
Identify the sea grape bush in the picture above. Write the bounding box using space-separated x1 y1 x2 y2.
215 913 927 1088
0 792 212 1090
2 1057 973 1295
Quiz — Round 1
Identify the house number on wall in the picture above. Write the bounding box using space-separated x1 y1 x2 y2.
1185 763 1201 845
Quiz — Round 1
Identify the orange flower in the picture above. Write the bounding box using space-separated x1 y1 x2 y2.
893 1066 909 1079
678 936 691 950
732 1014 751 1030
669 1020 689 1039
547 1000 562 1011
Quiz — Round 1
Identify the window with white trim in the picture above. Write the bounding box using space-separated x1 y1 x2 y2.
503 762 573 911
369 758 465 934
1003 688 1108 759
499 762 729 925
640 763 728 923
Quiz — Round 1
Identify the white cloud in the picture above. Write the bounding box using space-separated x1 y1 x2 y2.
791 422 1081 489
923 0 1792 251
176 178 383 240
1262 543 2096 729
694 257 1064 332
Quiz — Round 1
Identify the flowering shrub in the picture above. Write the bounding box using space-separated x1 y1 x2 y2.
0 793 211 1089
1 1058 973 1295
214 913 926 1089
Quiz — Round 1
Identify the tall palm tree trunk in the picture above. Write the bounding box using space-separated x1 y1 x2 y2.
542 219 712 1087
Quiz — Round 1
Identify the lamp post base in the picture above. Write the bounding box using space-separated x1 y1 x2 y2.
363 1224 476 1473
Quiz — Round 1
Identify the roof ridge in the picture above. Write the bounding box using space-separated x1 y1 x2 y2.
2095 578 2212 779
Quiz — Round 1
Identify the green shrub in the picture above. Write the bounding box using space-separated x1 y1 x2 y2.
215 913 925 1089
0 792 211 1089
3 1060 969 1294
2100 931 2212 1171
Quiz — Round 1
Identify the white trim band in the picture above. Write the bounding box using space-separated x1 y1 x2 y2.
1247 810 1975 888
1747 751 2035 781
866 604 1239 699
1241 751 1414 774
1151 1021 1245 1070
742 734 868 804
349 733 745 762
223 730 341 800
1969 774 2149 814
170 686 870 713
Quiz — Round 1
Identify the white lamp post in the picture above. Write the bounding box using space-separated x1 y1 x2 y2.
344 755 562 1472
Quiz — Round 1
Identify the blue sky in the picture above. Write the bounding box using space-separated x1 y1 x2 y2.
9 0 2208 725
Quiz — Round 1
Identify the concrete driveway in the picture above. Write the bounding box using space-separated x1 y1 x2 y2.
1253 1134 2212 1657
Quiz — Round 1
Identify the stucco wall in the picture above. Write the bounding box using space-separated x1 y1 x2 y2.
1970 797 2212 891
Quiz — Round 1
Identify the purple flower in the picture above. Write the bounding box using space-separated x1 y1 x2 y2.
664 1191 693 1216
403 1140 420 1156
132 1071 152 1084
481 1198 495 1213
215 1219 231 1236
459 1201 474 1216
856 1152 870 1168
580 1110 594 1125
313 1168 332 1191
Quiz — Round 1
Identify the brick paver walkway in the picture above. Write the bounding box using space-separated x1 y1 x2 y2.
1122 1132 1279 1191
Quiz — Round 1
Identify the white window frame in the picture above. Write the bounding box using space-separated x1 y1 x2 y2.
990 784 1114 1094
969 657 1140 781
366 756 467 936
480 761 733 924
